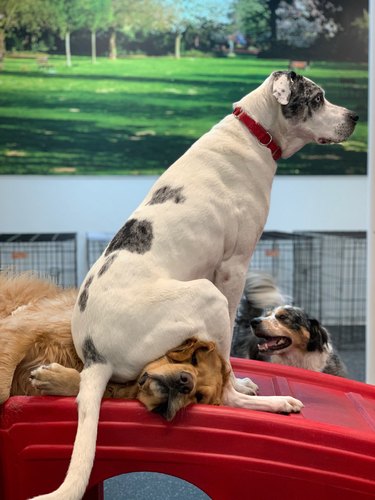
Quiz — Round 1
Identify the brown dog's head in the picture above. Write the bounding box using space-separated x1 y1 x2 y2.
136 338 229 421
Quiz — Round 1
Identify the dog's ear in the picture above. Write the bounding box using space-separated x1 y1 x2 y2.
307 318 329 352
166 337 214 363
272 71 293 105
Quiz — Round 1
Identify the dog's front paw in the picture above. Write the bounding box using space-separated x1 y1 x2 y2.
30 363 80 396
234 377 259 395
272 396 304 414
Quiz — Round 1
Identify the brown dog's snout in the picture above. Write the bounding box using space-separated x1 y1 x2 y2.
139 370 194 395
177 371 194 394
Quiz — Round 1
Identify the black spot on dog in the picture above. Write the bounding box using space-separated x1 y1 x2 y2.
98 253 118 277
78 275 94 312
148 185 186 205
82 336 106 367
105 218 153 256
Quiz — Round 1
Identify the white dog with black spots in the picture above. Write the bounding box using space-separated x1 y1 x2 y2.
32 71 357 500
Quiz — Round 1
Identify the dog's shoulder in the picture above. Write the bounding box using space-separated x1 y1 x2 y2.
323 349 348 378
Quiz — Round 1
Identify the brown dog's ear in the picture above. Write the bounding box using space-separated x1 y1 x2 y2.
166 337 215 362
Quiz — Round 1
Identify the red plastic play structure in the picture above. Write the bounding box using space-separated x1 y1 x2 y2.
1 358 375 500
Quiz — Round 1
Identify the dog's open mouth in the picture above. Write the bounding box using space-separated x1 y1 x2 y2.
317 138 334 145
257 336 292 353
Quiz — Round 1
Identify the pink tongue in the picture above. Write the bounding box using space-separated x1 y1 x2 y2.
258 338 280 352
265 338 279 347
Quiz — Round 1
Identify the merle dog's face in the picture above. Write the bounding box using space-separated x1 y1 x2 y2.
251 305 329 355
272 71 358 146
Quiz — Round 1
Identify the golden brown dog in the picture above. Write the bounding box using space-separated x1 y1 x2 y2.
0 274 229 420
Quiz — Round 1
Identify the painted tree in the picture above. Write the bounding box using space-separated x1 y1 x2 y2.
81 0 111 63
47 0 87 66
164 0 232 59
106 0 173 60
276 0 340 48
232 0 271 49
0 0 49 59
233 0 343 50
0 0 17 58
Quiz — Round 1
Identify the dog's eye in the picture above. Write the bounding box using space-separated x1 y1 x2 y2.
195 392 204 403
191 352 198 366
276 314 288 321
314 94 323 104
139 373 148 386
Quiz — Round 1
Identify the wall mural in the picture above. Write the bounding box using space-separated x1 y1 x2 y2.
0 0 368 175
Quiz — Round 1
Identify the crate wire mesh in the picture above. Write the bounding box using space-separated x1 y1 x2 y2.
296 232 366 347
251 231 366 347
0 233 77 287
85 231 366 348
86 232 114 269
250 232 318 312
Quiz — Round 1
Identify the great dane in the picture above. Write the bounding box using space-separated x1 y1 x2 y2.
32 71 357 499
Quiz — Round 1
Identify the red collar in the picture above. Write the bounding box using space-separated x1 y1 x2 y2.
233 107 282 161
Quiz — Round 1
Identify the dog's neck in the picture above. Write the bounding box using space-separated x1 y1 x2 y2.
234 77 311 159
270 343 332 373
233 107 282 161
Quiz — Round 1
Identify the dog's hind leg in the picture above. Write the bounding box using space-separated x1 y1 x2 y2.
30 363 81 396
31 362 113 500
0 322 34 403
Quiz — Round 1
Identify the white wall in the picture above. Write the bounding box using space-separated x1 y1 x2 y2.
0 175 367 283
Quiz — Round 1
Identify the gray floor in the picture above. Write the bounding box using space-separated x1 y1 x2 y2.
104 473 209 500
104 345 366 499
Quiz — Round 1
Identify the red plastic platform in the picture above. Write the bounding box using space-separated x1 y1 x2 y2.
1 358 375 500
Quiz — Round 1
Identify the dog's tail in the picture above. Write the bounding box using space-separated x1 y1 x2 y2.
242 270 287 311
231 270 286 358
31 362 112 500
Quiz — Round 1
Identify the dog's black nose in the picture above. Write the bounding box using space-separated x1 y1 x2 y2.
349 113 359 122
177 371 194 394
250 317 262 328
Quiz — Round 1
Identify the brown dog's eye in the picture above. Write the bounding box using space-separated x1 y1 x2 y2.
139 373 148 386
195 392 204 402
191 352 198 366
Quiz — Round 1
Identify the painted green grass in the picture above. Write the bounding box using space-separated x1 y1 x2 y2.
0 55 367 175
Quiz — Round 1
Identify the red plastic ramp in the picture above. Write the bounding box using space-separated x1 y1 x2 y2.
1 358 375 500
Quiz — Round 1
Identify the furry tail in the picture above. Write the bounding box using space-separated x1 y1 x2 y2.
242 270 286 310
231 271 286 358
31 362 112 500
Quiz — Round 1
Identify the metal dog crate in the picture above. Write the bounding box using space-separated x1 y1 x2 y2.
86 232 113 269
0 233 77 287
296 232 366 347
250 231 318 312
